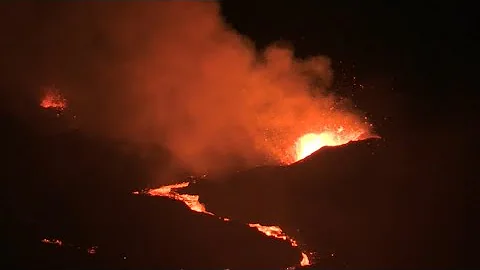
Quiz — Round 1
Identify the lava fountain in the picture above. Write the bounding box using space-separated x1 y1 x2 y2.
134 128 374 268
135 182 311 268
40 87 67 111
295 132 339 161
293 128 368 162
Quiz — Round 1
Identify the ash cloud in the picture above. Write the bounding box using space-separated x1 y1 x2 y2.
0 2 371 176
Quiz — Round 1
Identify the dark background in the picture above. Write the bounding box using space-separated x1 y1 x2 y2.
222 2 477 135
1 2 477 269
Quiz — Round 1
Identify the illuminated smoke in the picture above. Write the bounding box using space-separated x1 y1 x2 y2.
1 2 372 176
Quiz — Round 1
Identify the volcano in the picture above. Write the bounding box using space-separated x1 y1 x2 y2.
1 110 302 269
0 1 475 269
183 134 469 268
2 107 470 269
2 105 470 269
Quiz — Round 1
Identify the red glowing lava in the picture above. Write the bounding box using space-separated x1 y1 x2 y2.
137 182 311 267
41 238 97 255
40 87 67 111
293 129 366 162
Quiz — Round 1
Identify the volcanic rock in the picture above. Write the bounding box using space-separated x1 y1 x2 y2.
187 134 469 268
1 111 301 269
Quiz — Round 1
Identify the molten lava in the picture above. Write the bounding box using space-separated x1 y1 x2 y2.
138 182 311 267
40 87 67 111
41 238 63 246
294 129 366 162
41 238 97 255
134 126 373 267
295 132 337 161
146 182 213 215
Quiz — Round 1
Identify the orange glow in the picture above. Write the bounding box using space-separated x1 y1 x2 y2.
147 182 213 215
300 252 310 266
41 238 63 246
40 87 67 111
293 128 366 162
41 238 97 255
138 182 311 267
248 223 289 241
87 246 98 254
295 132 338 161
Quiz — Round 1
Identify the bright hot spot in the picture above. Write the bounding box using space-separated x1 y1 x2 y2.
40 88 67 111
293 129 365 162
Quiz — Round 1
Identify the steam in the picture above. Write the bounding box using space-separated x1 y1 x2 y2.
1 2 371 175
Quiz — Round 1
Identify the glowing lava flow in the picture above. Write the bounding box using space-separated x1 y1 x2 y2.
136 182 311 268
41 238 98 255
145 182 214 215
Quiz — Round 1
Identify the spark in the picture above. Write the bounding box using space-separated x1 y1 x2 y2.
41 238 98 255
40 87 67 111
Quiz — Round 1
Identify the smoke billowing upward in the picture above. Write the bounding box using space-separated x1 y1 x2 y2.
1 2 371 175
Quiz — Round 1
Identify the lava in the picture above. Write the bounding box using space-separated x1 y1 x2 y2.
138 182 311 267
293 129 366 162
41 238 63 246
40 87 67 111
247 223 289 242
146 182 214 214
41 237 97 255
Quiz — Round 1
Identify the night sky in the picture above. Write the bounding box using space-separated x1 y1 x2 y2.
222 2 476 133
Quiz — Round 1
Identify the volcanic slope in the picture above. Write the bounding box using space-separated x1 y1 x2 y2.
186 134 468 269
1 110 301 269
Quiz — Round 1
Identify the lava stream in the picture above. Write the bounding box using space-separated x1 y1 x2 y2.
137 182 311 267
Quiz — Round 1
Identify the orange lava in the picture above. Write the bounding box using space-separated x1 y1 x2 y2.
300 252 310 266
147 182 213 215
40 87 67 111
41 238 63 246
140 182 311 267
293 128 366 162
41 238 97 255
248 223 310 266
248 223 289 242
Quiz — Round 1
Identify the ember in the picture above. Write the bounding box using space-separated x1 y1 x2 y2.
40 87 67 111
87 246 98 254
294 129 365 162
41 238 63 246
41 237 98 255
248 223 310 266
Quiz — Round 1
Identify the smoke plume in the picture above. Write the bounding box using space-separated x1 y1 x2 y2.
0 2 371 175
